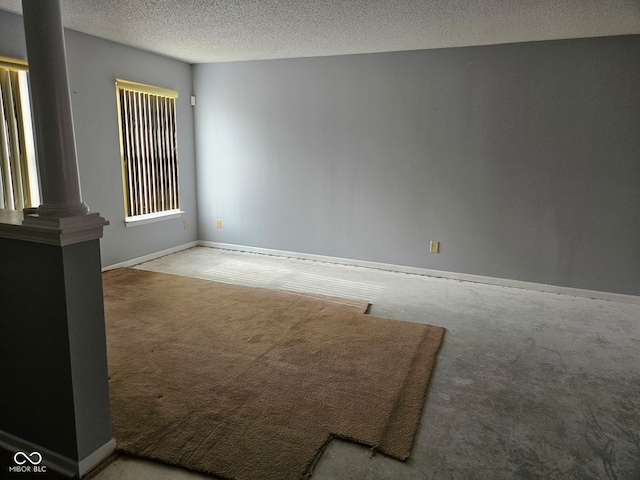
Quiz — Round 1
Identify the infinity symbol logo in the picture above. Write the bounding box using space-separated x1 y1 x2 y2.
14 451 42 465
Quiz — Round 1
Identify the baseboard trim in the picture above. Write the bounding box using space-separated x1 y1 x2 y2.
79 438 116 478
0 430 114 478
198 241 640 305
102 241 198 271
0 429 76 477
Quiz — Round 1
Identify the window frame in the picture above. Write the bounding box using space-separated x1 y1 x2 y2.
115 78 182 227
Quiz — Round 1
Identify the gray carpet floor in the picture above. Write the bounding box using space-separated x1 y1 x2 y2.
91 246 640 480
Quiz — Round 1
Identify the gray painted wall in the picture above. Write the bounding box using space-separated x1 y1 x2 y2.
193 35 640 296
63 239 113 460
2 6 638 296
0 9 198 267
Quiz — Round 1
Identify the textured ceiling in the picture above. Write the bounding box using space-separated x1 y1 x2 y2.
0 0 639 63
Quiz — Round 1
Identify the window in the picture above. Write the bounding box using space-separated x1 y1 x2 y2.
115 79 180 225
0 56 39 210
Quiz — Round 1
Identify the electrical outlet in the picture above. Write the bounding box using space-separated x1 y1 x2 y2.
429 241 439 253
183 219 189 230
216 219 222 228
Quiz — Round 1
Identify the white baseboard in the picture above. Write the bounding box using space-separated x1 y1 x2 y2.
102 241 198 271
198 241 640 305
79 438 116 478
0 430 115 478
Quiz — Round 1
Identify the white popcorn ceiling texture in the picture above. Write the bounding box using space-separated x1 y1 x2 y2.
0 0 638 63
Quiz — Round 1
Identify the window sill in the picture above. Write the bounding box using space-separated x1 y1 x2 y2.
124 210 184 227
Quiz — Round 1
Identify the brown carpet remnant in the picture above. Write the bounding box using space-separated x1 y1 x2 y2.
103 268 445 480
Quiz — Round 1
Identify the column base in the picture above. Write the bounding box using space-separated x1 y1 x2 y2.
36 202 90 218
0 217 113 477
0 210 110 246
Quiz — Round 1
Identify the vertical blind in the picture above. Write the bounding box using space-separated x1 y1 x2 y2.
116 79 179 218
0 58 39 210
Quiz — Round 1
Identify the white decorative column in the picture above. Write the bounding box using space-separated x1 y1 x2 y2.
20 0 107 237
22 0 87 218
0 1 114 478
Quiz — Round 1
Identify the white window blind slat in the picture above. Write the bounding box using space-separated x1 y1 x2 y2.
16 70 39 207
7 70 26 210
0 70 13 209
169 97 179 209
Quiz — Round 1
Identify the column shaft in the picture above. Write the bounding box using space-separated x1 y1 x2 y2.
22 0 88 217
